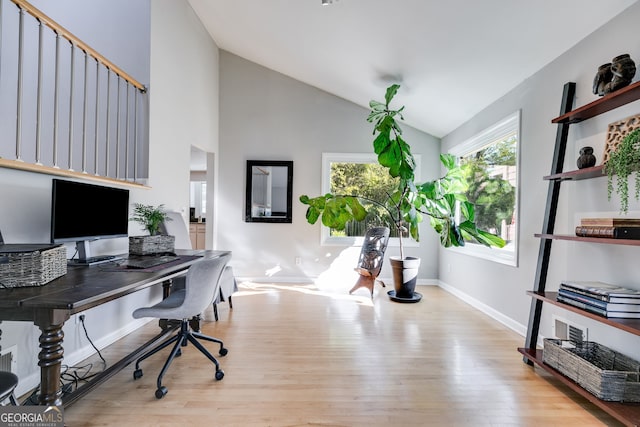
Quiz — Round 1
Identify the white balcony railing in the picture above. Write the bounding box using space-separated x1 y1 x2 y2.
0 0 149 187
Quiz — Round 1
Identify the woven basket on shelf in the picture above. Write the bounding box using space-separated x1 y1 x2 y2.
128 235 175 256
0 245 67 288
543 338 640 402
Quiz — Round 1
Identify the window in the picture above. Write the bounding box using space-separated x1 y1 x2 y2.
321 153 420 246
448 111 520 266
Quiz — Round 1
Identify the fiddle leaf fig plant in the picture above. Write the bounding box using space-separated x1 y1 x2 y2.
300 84 505 258
605 128 640 214
130 203 171 236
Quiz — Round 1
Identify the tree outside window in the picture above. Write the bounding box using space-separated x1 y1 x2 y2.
449 111 520 266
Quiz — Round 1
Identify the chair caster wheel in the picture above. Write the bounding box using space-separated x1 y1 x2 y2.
176 349 182 357
215 370 224 381
155 386 168 399
133 369 143 380
219 348 228 356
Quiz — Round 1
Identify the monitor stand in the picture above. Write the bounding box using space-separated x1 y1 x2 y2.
68 241 122 266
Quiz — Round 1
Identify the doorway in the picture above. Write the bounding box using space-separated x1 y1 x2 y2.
190 146 210 249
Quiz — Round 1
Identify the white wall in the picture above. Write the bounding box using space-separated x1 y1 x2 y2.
440 2 640 355
0 0 220 397
217 52 442 285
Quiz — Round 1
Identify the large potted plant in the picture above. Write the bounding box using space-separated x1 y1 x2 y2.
300 85 505 301
129 203 175 255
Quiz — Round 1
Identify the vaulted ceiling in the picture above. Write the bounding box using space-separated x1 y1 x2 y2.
188 0 637 138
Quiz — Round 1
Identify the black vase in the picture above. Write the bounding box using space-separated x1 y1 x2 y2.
577 146 596 169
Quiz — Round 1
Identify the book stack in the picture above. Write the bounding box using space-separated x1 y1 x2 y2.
575 217 640 239
558 280 640 318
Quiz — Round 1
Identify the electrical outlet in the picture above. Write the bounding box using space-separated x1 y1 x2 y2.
75 313 86 324
295 256 301 265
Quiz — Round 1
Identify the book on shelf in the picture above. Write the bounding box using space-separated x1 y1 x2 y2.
556 295 607 316
574 225 640 239
560 280 640 302
557 294 640 318
580 217 640 227
558 288 640 311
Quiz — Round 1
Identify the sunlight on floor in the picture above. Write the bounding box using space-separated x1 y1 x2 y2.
235 281 375 307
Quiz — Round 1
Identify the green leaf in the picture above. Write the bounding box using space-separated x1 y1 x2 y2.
384 84 400 106
373 132 390 155
440 153 456 169
347 197 367 221
305 207 320 224
369 100 386 111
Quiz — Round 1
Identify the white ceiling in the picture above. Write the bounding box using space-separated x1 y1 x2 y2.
188 0 636 138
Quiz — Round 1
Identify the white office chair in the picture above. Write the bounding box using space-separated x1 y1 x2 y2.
160 211 236 320
132 254 231 399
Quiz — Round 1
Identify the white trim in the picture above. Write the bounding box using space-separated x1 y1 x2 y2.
438 280 528 338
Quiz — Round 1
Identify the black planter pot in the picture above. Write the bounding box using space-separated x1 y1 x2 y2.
388 256 422 303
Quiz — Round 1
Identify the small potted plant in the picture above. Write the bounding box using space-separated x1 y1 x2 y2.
129 203 175 255
605 128 640 213
300 85 505 300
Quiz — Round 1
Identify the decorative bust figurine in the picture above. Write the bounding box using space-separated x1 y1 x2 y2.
603 54 636 94
577 146 596 169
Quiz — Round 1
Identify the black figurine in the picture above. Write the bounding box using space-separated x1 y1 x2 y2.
604 54 636 94
577 146 596 169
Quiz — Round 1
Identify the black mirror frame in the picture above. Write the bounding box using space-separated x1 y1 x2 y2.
245 160 294 223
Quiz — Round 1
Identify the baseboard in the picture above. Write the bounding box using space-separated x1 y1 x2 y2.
15 317 153 399
437 280 528 338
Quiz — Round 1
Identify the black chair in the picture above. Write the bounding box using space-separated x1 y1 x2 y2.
0 371 19 405
132 254 231 399
349 227 390 298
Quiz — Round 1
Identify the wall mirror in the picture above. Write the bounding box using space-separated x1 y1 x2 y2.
245 160 293 223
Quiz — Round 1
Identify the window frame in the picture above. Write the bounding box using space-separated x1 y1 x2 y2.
320 152 421 247
447 110 521 266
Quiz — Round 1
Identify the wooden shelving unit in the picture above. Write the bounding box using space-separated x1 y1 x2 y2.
543 164 605 181
535 233 640 246
517 347 640 426
522 81 640 427
552 80 640 124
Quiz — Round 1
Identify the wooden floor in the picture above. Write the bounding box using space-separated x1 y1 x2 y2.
61 283 623 426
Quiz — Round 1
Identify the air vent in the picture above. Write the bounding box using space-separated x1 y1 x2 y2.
552 315 587 343
568 324 585 343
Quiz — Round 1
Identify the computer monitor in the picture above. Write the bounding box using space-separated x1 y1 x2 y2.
51 179 130 265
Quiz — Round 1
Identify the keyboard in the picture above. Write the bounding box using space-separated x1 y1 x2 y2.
125 255 179 269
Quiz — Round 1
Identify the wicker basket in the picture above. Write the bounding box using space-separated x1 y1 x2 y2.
543 338 640 402
0 245 67 288
128 235 175 256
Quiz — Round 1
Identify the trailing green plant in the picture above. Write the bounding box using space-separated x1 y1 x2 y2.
605 128 640 214
130 203 171 236
300 84 505 258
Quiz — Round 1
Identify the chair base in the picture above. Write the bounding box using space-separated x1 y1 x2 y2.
349 275 386 298
133 319 227 399
0 371 19 405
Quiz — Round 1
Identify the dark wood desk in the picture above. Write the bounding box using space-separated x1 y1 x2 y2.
0 249 229 407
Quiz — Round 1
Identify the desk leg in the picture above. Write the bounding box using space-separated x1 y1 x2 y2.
35 311 67 406
159 279 174 331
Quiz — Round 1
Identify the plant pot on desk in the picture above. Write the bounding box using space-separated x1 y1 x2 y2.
129 235 175 256
388 256 422 303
